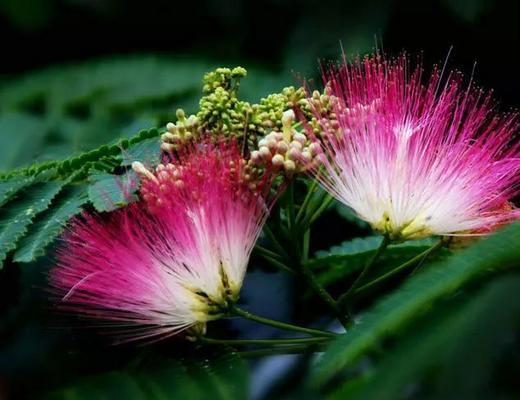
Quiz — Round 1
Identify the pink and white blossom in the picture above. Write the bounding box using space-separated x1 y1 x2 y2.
307 54 519 240
50 140 274 342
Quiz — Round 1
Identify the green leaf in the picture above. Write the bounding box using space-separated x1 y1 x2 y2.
121 137 161 167
313 222 520 384
13 185 88 263
331 275 520 400
87 171 139 212
335 202 369 229
310 236 440 287
45 352 248 400
0 175 35 207
0 181 64 266
314 236 384 260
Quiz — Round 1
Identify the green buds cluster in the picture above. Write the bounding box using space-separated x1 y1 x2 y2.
197 67 253 137
305 89 340 138
161 109 201 152
253 86 307 132
159 66 333 180
250 110 322 176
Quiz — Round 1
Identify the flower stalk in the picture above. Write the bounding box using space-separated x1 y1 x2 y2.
337 235 391 310
198 336 331 346
228 305 336 338
354 239 444 295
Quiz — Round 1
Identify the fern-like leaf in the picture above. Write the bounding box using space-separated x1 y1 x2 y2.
0 181 65 267
13 185 89 263
313 222 520 384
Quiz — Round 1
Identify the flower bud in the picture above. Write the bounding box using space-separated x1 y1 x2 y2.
176 108 186 120
166 123 176 133
251 150 261 164
293 132 307 144
259 146 271 159
309 142 321 156
161 143 176 153
301 151 312 163
288 148 300 160
284 159 296 172
273 132 284 141
290 141 303 151
271 154 285 167
281 109 295 127
266 139 277 151
132 161 158 182
277 141 289 154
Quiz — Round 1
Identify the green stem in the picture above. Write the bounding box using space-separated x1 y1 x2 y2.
306 194 335 227
300 264 349 328
286 180 296 233
337 235 391 309
229 305 336 338
198 336 330 346
302 230 310 265
254 245 294 274
354 239 444 295
236 344 326 358
263 224 290 261
254 244 283 260
295 178 319 225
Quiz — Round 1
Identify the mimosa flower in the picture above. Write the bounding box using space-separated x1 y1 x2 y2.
50 140 275 342
306 54 519 240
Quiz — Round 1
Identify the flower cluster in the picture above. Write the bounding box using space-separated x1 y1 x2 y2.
250 110 321 176
50 55 519 344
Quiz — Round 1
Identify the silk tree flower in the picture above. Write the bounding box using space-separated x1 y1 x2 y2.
306 54 519 241
50 140 275 342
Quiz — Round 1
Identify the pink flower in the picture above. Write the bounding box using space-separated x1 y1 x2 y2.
50 140 274 342
307 54 519 240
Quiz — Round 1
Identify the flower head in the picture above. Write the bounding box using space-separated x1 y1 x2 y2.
307 54 519 240
50 140 275 342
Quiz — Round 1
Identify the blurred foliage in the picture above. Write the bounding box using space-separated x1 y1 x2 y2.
0 56 291 170
0 0 519 399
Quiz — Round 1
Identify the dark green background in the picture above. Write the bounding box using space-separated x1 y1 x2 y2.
0 1 518 399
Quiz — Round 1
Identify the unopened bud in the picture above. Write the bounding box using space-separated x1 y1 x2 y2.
251 150 261 164
176 108 186 120
273 131 284 141
290 141 303 151
284 159 296 172
288 148 301 160
293 132 307 144
266 139 277 150
301 151 312 163
161 142 176 153
281 109 295 127
132 161 158 182
161 132 175 142
259 146 271 159
272 154 285 167
265 132 277 141
309 142 321 156
277 141 289 154
186 115 198 126
166 123 176 133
